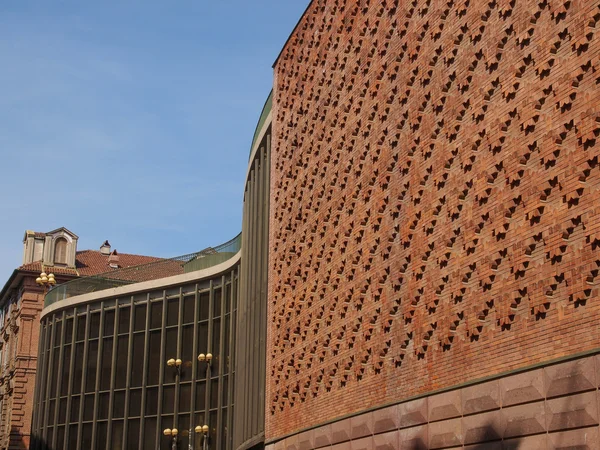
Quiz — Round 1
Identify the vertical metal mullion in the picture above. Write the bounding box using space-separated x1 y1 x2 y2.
190 284 199 449
41 315 57 444
174 287 183 432
64 312 78 448
76 304 91 449
226 270 236 450
121 297 135 450
31 318 48 446
105 303 120 449
216 275 226 449
51 311 67 450
248 166 258 438
154 291 167 445
90 304 105 450
205 281 213 427
254 146 266 437
260 137 271 432
138 293 151 450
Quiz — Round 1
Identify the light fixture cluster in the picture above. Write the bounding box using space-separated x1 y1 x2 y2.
35 272 56 286
197 353 213 364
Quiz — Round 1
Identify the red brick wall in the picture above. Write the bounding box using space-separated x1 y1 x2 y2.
268 0 600 440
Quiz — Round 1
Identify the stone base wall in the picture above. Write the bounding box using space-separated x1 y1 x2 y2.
266 353 600 450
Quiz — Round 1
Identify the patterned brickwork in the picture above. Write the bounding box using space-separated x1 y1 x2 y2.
268 0 600 440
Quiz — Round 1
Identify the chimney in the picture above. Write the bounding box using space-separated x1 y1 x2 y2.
100 240 111 255
108 250 120 268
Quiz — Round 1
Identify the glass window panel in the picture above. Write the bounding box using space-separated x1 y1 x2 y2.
224 314 231 372
54 320 62 345
211 318 221 374
178 414 190 448
70 395 80 422
111 420 123 450
181 325 193 381
56 425 65 450
163 328 178 383
48 399 55 426
226 283 232 314
81 423 93 448
100 337 113 391
103 310 115 337
118 307 130 335
195 381 206 411
150 301 162 329
179 383 191 413
98 392 110 420
183 295 195 324
147 331 161 386
210 378 219 410
83 393 95 422
199 292 209 321
129 389 142 417
145 387 158 416
115 336 129 389
65 317 74 343
213 288 222 318
72 343 84 394
58 398 67 424
76 316 86 341
194 413 206 450
68 424 78 449
113 390 125 418
196 323 208 380
127 419 140 450
46 427 53 448
159 416 173 449
130 334 145 388
134 304 146 332
89 313 100 339
222 375 229 406
95 422 107 450
166 298 179 327
162 385 175 414
60 345 71 395
221 407 229 450
85 340 98 392
144 417 156 450
209 411 218 448
50 346 60 398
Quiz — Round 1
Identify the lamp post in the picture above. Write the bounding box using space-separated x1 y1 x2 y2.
35 272 56 288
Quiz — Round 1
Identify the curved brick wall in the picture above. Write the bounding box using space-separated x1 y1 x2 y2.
268 0 600 440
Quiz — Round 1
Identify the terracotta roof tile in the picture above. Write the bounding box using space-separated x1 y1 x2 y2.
18 250 166 277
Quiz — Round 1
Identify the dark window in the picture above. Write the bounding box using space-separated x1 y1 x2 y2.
162 385 175 414
166 298 179 327
83 394 95 421
131 333 145 388
68 424 78 450
89 313 100 339
115 336 129 389
85 340 98 392
213 288 222 318
70 395 80 422
103 310 115 336
72 343 84 394
97 393 109 420
111 420 123 450
99 338 113 391
118 307 130 335
127 419 140 450
54 238 68 265
147 331 161 386
179 382 191 413
145 387 158 416
76 316 87 341
150 301 162 329
199 292 210 321
134 304 146 332
143 418 156 449
129 388 142 417
95 422 107 450
183 295 195 324
65 317 74 343
113 391 125 418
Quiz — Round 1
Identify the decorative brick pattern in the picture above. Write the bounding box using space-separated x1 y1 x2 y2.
268 0 600 439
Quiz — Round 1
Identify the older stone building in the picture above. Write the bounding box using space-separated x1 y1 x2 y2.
0 228 165 449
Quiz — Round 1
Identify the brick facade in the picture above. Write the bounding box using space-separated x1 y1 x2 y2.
268 0 600 441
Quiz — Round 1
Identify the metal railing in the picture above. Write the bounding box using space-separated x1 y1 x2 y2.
44 233 241 308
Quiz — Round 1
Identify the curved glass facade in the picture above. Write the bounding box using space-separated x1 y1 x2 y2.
31 266 238 450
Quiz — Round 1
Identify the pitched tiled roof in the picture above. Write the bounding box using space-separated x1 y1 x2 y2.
18 250 166 277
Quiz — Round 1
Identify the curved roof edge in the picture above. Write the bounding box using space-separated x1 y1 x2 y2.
41 250 241 319
272 0 316 68
249 90 273 159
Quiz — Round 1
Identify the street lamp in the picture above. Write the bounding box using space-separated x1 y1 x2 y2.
35 272 56 287
195 425 210 450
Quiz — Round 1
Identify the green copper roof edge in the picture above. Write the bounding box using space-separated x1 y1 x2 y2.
249 90 273 160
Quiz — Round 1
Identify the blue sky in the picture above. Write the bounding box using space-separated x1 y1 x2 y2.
0 1 309 281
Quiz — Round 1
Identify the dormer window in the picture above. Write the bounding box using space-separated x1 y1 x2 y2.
54 238 68 265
